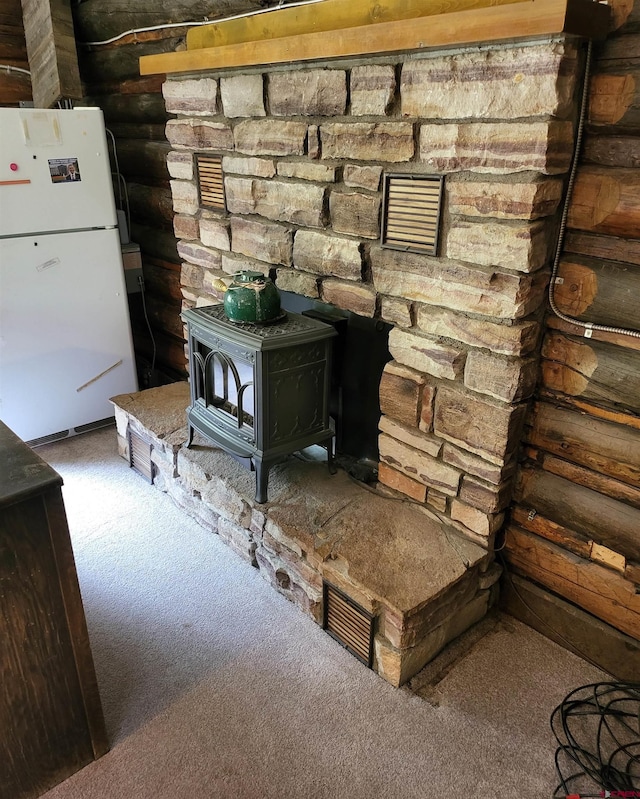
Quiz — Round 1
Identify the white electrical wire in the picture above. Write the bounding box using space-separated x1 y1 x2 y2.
549 39 640 341
78 0 325 47
0 64 31 76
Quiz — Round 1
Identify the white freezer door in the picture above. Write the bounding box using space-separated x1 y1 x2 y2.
0 107 117 236
0 228 137 442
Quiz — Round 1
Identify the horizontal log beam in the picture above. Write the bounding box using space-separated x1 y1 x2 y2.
504 525 640 639
140 0 610 76
527 401 640 487
568 166 640 237
541 331 640 415
554 253 640 330
72 1 272 43
534 450 640 510
515 465 640 562
564 229 640 267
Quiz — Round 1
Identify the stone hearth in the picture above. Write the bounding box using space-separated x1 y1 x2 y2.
112 383 496 686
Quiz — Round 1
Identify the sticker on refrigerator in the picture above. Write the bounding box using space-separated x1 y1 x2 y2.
36 256 61 272
48 157 81 183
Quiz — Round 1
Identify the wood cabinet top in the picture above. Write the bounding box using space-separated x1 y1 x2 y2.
0 421 62 508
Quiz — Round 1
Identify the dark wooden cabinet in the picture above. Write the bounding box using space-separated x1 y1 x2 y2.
0 422 108 799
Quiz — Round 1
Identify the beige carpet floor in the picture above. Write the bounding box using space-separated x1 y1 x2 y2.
37 427 608 799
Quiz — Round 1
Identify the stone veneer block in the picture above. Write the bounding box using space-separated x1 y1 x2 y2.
230 217 293 266
321 122 414 162
388 328 465 380
202 272 228 298
378 463 427 503
268 69 347 116
459 475 513 514
167 151 193 180
416 307 539 356
402 42 577 119
181 262 205 290
166 119 233 151
174 214 199 241
375 587 489 687
351 64 396 116
420 385 436 433
221 155 276 178
321 279 376 316
220 74 265 117
343 164 383 191
371 246 547 320
234 119 308 156
419 121 573 174
177 241 222 270
277 161 337 182
199 217 231 251
170 180 199 215
464 351 538 403
446 220 551 273
381 296 412 327
218 518 257 565
275 268 319 298
434 386 527 465
447 179 564 220
442 443 513 486
221 252 270 277
293 230 362 280
379 361 425 427
330 191 381 239
378 433 460 495
225 176 325 227
450 499 504 538
307 125 320 159
111 382 190 455
379 416 442 458
162 78 218 115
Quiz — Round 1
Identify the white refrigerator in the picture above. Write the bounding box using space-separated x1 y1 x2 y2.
0 107 138 444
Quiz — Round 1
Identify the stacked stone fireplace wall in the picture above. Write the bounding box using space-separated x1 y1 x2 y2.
164 37 582 551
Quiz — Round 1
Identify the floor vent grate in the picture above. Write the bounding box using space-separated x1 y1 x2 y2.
323 581 374 668
195 153 225 211
127 427 154 483
381 173 444 255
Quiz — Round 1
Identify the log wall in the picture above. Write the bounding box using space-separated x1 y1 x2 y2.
0 0 31 106
70 1 283 381
504 0 640 652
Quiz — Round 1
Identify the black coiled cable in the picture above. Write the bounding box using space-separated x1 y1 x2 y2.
552 682 640 798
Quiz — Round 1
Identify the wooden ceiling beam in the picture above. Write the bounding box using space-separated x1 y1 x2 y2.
140 0 611 76
186 0 531 51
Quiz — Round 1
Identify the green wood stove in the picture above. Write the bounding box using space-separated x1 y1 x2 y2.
182 305 337 503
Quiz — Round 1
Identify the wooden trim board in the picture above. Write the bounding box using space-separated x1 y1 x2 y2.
501 572 640 682
186 0 531 50
140 0 611 76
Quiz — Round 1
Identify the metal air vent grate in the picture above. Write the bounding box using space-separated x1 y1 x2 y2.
195 154 225 210
323 581 374 668
127 427 154 483
381 174 444 255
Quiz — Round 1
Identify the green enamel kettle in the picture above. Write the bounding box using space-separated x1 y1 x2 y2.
221 271 282 323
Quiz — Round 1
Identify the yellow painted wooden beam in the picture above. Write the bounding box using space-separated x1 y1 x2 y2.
186 0 530 51
140 0 611 76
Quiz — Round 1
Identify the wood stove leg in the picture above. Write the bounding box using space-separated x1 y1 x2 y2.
254 457 270 504
186 423 195 448
327 435 337 475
